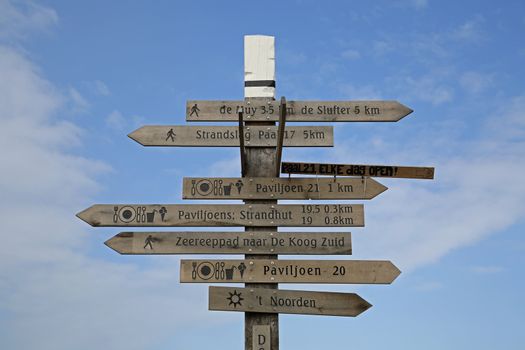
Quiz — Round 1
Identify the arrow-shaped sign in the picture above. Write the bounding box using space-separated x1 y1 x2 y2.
182 177 387 200
209 287 371 317
180 259 400 284
128 125 333 147
77 204 364 227
281 162 435 179
186 100 412 122
105 231 352 255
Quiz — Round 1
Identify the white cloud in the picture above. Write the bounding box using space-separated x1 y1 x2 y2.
93 80 110 96
106 109 126 131
341 49 361 60
338 83 382 99
452 15 485 43
411 0 429 9
69 87 89 113
470 266 504 274
0 0 58 40
0 41 228 350
342 94 525 272
414 281 443 292
459 71 493 94
402 74 454 105
373 40 395 56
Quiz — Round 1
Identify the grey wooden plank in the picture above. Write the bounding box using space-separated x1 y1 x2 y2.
182 177 387 200
186 100 412 122
180 259 401 284
105 231 352 255
76 204 364 227
209 287 371 317
128 125 333 147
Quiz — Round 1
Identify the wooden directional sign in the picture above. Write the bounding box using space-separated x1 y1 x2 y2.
209 287 371 317
128 125 333 147
180 259 400 284
186 100 412 122
77 204 364 227
182 177 387 200
105 231 352 255
282 162 435 179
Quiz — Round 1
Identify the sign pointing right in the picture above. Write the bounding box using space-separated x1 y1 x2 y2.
181 259 401 284
209 287 372 317
281 162 435 179
186 100 413 122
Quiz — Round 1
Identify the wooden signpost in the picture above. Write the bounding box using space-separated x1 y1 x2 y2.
281 161 435 179
105 231 352 255
209 287 371 317
128 125 333 147
186 100 413 122
182 177 387 200
77 204 364 227
180 259 401 284
77 35 436 350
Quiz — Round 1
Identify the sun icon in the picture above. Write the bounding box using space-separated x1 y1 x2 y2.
227 290 244 308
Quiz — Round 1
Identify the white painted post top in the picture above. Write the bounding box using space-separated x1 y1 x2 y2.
244 35 275 98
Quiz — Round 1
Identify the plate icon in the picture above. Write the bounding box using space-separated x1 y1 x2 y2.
118 206 136 223
196 179 213 196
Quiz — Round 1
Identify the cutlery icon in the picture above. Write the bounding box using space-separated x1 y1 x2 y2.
192 262 197 280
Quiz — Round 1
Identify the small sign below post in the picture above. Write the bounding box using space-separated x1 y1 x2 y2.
252 325 271 350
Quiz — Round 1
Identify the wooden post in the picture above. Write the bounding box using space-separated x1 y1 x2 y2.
243 35 278 350
238 107 247 176
275 97 287 177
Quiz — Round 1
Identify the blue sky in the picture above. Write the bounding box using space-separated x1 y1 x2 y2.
1 0 524 349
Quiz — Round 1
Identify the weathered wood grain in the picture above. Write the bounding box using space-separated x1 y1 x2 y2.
76 204 364 227
186 100 412 122
252 325 271 350
209 287 372 317
105 231 352 255
128 125 333 147
182 177 387 200
180 259 401 284
243 35 278 350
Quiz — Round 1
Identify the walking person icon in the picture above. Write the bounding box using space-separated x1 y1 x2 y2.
144 235 155 250
165 128 176 142
190 104 200 117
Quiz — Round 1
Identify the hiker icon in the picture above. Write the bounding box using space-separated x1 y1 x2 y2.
165 128 176 142
144 235 155 249
189 104 200 117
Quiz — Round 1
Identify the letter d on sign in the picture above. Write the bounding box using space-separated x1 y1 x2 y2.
253 325 271 350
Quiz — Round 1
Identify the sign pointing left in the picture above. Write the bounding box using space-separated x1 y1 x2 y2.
76 204 364 227
128 125 333 147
